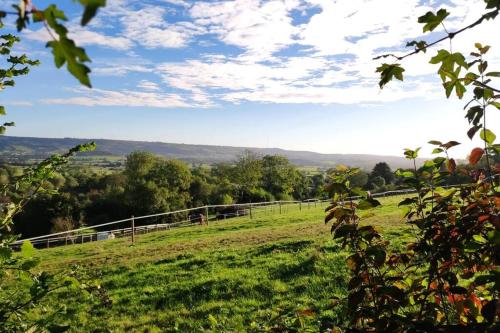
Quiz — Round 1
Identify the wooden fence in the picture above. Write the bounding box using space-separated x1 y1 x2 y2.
11 188 418 249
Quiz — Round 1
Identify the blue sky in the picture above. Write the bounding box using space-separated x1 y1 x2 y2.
1 0 499 157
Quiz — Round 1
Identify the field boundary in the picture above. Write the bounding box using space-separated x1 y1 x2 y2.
10 188 424 249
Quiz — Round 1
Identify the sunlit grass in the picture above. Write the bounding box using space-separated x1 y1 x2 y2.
34 195 410 332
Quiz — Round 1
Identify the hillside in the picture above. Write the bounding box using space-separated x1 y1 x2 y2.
0 136 418 169
34 197 409 331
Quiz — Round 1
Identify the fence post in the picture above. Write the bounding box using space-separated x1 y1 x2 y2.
299 201 302 211
279 202 282 214
205 206 209 225
250 203 253 219
131 216 135 243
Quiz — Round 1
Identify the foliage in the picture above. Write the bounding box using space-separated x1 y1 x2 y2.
327 1 500 331
0 1 105 331
4 0 105 87
369 162 395 186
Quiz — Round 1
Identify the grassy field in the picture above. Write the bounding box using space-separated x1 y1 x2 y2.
33 196 411 332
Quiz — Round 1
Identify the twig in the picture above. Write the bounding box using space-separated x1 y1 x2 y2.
373 9 499 61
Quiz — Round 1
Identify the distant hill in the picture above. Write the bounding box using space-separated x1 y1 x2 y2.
0 136 420 170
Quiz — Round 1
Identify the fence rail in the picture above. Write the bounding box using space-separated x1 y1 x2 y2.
10 187 425 249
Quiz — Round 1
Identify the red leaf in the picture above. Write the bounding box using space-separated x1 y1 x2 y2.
447 158 456 172
469 147 484 165
478 215 490 223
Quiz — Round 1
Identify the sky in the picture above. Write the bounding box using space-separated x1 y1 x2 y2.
1 0 499 158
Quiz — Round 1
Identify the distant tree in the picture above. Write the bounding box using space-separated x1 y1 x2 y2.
369 162 395 184
292 170 312 200
370 175 386 188
124 151 158 182
348 169 369 188
261 155 297 199
310 173 327 198
123 152 192 215
234 151 263 201
210 163 238 204
190 166 215 206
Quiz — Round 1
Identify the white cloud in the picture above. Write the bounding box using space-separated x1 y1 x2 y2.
2 100 34 107
120 6 205 48
23 27 132 51
41 87 215 109
31 0 500 108
137 80 161 91
162 0 191 7
93 64 153 76
42 88 191 108
190 0 300 60
148 0 499 106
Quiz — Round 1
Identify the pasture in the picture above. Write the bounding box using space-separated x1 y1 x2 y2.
33 196 410 332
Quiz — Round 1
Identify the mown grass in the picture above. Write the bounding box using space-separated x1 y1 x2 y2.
34 196 411 332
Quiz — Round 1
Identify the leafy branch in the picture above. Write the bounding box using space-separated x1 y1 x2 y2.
373 8 499 62
0 0 106 88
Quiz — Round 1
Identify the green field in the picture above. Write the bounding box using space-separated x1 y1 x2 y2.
34 196 411 332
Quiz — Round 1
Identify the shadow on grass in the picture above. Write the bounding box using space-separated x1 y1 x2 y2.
253 240 314 256
271 254 317 281
152 277 272 310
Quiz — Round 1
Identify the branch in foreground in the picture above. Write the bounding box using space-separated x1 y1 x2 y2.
373 9 499 61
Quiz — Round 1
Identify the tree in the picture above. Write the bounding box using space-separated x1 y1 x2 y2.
369 162 394 185
347 169 369 189
123 152 192 215
189 165 215 207
261 155 298 200
233 150 264 202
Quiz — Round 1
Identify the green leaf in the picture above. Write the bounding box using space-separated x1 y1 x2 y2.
358 198 381 210
21 258 40 270
20 240 35 258
46 39 91 87
78 0 106 26
464 72 479 85
43 5 92 87
403 147 420 159
376 64 405 88
466 105 484 126
480 129 496 145
398 197 417 206
418 9 450 32
406 40 428 53
485 71 500 77
395 169 414 178
472 234 487 244
0 105 5 115
432 148 443 154
366 245 386 267
0 247 12 261
334 224 356 239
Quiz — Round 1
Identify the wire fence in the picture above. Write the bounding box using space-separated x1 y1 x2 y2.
9 187 422 250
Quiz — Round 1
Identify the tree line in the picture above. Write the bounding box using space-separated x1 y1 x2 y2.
0 150 475 239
